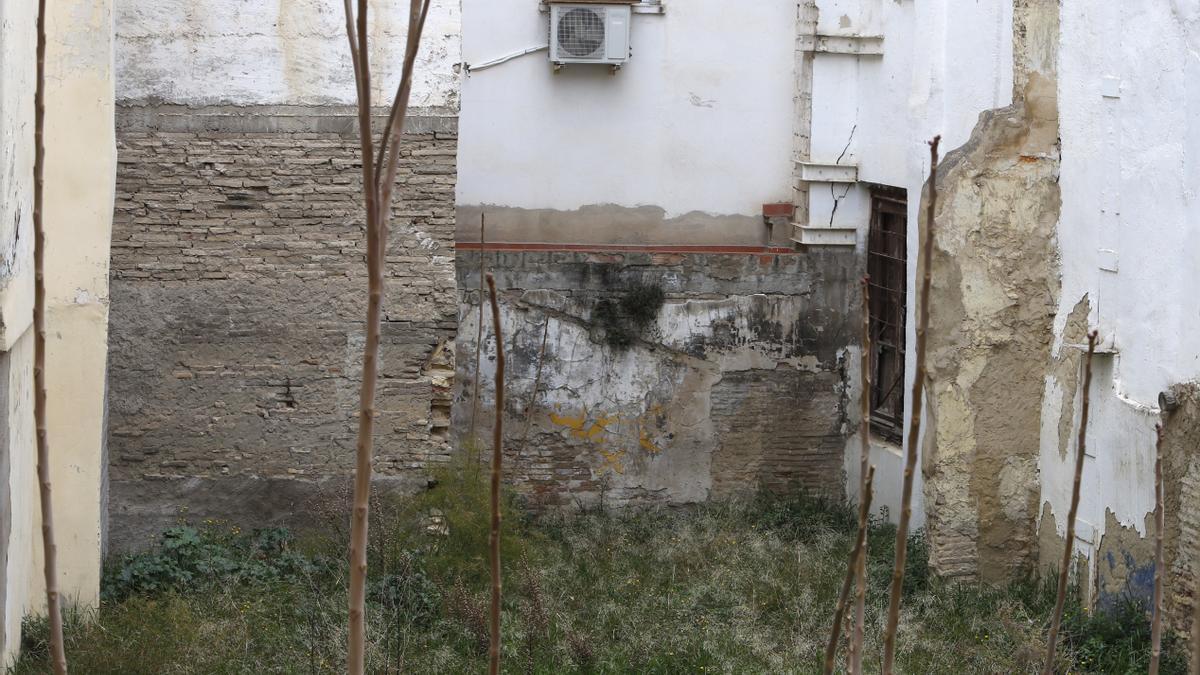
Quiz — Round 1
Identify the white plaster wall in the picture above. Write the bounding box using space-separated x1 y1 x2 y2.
115 0 461 109
1039 1 1200 578
0 0 115 663
0 0 43 663
823 0 1015 526
43 0 118 609
1 333 36 670
456 0 797 220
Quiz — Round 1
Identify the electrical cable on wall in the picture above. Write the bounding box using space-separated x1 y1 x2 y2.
465 45 549 73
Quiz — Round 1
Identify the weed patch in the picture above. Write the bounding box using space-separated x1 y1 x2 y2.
10 483 1184 673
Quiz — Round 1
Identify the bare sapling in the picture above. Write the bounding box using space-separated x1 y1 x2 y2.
33 0 67 671
470 214 486 460
486 273 505 675
881 135 940 675
1150 423 1166 675
340 1 432 672
1042 329 1099 675
850 276 874 675
517 318 550 452
824 464 876 675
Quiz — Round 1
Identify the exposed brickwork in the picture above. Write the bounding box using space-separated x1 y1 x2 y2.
106 106 458 549
1161 384 1200 645
455 249 858 506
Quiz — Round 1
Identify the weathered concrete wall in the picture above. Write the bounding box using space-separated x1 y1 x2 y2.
116 0 461 110
106 108 457 551
454 249 857 505
921 0 1061 583
0 0 115 663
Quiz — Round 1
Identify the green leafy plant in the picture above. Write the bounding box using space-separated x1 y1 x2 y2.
102 525 321 601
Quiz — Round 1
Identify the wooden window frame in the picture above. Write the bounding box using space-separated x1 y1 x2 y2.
866 187 908 444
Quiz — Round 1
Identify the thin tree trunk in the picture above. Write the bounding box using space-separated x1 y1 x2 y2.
1042 330 1098 675
824 465 876 675
1150 422 1166 675
850 276 873 675
33 0 67 671
486 273 505 675
470 214 486 458
517 319 550 452
341 2 431 672
881 136 940 675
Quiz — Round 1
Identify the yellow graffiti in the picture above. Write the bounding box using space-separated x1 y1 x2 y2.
549 406 666 475
599 448 627 475
639 428 660 454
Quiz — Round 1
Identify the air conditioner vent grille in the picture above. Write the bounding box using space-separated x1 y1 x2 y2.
557 8 606 58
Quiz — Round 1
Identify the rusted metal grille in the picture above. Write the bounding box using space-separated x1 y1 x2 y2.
867 189 907 443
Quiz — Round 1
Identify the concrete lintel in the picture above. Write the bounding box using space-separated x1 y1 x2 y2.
115 104 459 135
792 224 857 247
797 34 884 56
797 161 859 183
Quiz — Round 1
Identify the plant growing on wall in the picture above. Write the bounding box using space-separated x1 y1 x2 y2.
32 0 67 671
338 1 432 672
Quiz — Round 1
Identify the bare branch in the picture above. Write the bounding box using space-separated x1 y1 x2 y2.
486 273 505 675
518 318 550 453
379 0 433 210
376 0 430 183
1042 329 1099 675
882 135 940 674
849 276 873 675
33 0 67 671
470 214 486 464
824 464 876 675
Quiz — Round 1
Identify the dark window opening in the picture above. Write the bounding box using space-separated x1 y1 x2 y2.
867 188 907 443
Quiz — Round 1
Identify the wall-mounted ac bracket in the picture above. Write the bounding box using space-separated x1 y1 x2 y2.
798 34 884 56
539 1 664 14
792 224 857 247
797 161 859 183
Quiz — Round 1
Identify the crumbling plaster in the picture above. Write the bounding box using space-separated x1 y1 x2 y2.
115 0 461 110
816 0 1017 529
455 252 855 505
1037 0 1200 616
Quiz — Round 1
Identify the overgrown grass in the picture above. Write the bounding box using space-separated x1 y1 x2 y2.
11 466 1186 673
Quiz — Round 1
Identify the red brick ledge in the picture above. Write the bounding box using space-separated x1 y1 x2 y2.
457 242 799 255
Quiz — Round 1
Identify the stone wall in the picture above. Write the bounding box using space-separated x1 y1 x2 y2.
106 105 457 551
454 249 858 506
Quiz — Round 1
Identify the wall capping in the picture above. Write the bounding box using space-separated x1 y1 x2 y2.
457 242 799 255
115 104 458 135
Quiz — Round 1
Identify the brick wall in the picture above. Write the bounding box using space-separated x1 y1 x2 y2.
455 249 857 506
107 105 457 551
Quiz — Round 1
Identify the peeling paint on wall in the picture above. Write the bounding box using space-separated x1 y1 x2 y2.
455 250 857 507
115 0 461 109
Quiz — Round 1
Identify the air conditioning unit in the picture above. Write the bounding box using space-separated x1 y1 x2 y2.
549 3 632 67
